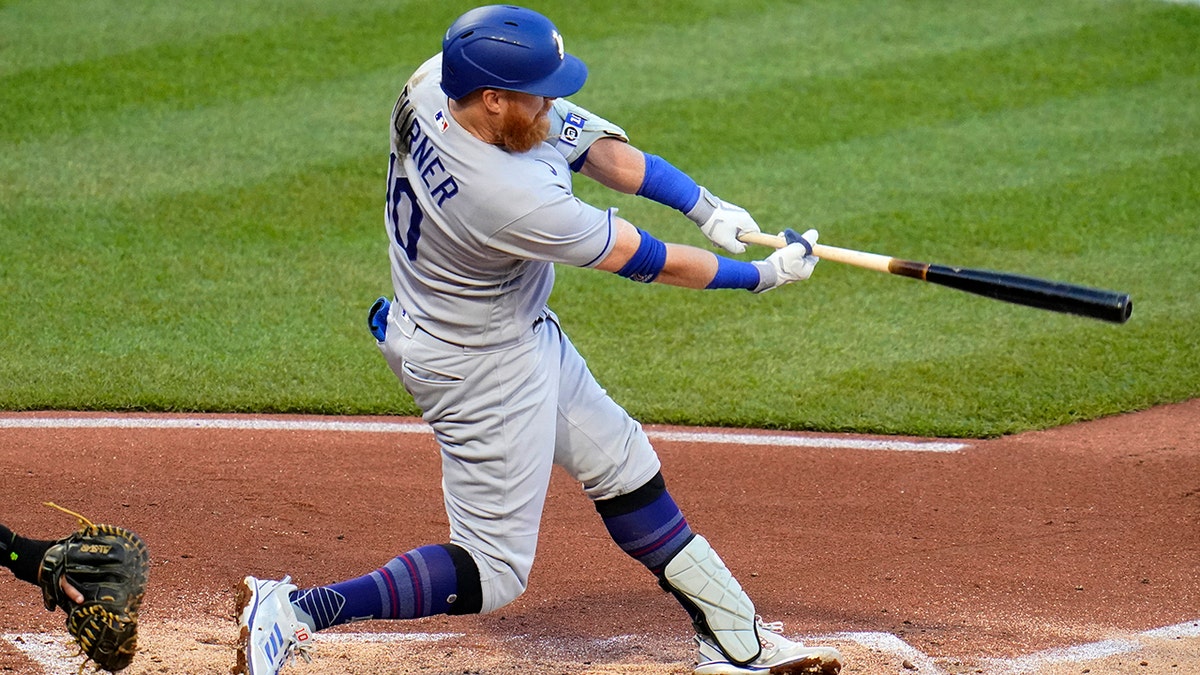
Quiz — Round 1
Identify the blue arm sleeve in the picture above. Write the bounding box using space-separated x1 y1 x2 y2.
636 153 701 213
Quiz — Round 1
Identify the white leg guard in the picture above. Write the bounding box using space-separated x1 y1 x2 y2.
662 535 760 665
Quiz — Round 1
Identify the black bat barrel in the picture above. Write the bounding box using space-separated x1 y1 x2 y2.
922 263 1133 324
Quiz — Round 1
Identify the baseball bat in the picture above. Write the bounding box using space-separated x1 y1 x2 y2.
738 231 1132 324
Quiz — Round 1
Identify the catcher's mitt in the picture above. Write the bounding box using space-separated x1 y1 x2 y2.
38 502 150 672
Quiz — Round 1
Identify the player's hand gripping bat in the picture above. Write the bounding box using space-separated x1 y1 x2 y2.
738 231 1132 324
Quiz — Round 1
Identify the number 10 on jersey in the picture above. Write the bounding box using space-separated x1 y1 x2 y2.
386 152 422 261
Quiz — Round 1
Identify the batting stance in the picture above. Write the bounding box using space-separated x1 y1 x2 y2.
237 6 841 675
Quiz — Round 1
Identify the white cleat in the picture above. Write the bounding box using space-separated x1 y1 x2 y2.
693 617 843 674
234 576 314 675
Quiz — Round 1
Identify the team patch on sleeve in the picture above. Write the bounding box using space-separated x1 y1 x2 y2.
557 112 586 147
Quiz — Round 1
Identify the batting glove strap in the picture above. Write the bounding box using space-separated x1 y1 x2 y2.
685 186 719 225
754 229 820 292
750 261 779 293
689 188 762 255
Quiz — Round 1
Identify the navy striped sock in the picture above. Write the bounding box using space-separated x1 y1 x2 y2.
598 475 693 575
290 544 461 631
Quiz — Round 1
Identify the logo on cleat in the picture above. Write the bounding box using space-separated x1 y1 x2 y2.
262 624 283 663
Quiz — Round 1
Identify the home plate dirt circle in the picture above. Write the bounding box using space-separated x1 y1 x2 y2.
1 401 1197 674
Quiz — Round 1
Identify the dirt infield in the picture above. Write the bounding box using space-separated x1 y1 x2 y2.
1 401 1197 674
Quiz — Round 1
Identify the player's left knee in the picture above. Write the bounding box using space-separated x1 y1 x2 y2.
458 545 532 614
441 543 484 616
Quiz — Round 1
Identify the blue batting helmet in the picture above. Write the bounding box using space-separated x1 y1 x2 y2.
440 5 588 100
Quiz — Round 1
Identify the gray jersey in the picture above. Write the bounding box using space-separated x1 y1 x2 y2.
387 55 627 347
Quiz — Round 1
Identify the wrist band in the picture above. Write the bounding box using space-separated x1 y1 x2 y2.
705 257 761 290
637 153 701 213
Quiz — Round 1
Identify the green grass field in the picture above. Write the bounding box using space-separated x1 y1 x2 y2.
1 0 1197 437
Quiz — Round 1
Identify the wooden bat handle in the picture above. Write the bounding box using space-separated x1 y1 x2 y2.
737 232 893 274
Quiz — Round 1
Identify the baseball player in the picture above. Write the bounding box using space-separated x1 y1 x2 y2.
237 6 842 675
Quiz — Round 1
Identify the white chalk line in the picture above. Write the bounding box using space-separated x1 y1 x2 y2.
0 415 969 453
650 429 966 453
0 634 78 675
0 631 459 674
816 619 1200 675
818 631 945 673
6 621 1198 673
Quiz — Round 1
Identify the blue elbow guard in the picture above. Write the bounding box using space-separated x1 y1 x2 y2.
617 229 668 283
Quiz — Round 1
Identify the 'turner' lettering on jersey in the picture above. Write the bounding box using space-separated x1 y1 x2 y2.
394 86 460 207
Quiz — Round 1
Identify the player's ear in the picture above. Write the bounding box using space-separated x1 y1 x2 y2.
479 89 505 114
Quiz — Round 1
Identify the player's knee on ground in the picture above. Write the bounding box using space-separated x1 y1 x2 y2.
461 544 534 614
442 543 484 615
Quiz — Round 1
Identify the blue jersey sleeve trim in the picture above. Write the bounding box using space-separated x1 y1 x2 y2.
705 257 761 290
636 153 701 213
569 148 590 172
581 208 617 268
616 228 668 283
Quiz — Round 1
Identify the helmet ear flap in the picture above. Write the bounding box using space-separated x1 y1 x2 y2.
440 5 587 100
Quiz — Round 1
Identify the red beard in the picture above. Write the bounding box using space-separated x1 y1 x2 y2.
496 107 551 153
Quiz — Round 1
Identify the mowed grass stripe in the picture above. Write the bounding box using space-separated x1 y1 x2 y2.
4 0 1179 209
577 0 1128 107
0 68 395 204
0 2 446 140
0 0 423 76
741 74 1199 242
0 0 810 143
629 7 1198 167
1 1 1196 431
581 110 1200 417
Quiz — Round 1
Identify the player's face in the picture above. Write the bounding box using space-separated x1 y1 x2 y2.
495 91 554 153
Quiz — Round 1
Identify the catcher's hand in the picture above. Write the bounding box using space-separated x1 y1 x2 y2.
39 503 150 672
